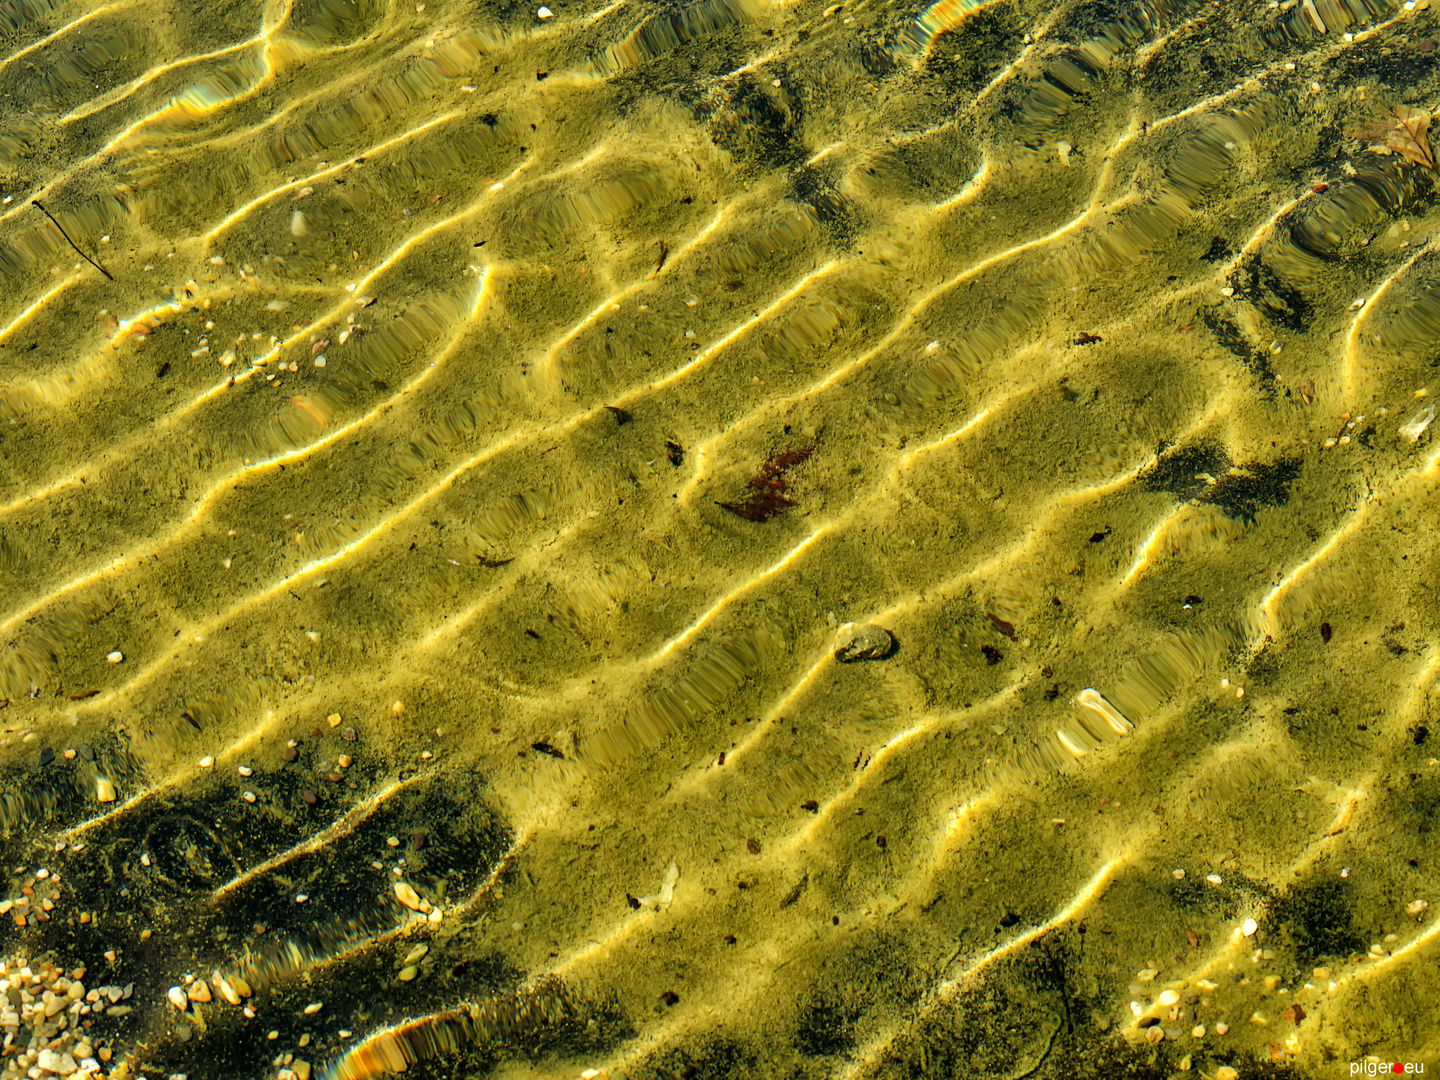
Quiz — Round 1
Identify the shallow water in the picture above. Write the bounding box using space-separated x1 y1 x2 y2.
1 0 1439 1075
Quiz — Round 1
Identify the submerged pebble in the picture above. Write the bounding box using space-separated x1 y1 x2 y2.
833 623 894 662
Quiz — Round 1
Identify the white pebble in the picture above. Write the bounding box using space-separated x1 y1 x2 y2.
242 791 257 803
199 756 214 768
106 651 124 664
1242 917 1258 937
1399 403 1435 443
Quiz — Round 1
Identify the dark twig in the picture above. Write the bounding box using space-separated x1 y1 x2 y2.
31 200 114 281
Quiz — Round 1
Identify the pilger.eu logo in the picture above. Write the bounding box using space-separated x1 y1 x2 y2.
1350 1064 1424 1076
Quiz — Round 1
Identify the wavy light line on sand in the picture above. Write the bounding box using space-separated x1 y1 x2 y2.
532 204 731 385
0 1 140 74
212 775 421 899
837 855 1132 1080
1340 243 1432 401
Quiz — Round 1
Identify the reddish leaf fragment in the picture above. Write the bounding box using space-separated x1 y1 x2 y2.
986 613 1016 639
716 491 796 522
717 441 815 523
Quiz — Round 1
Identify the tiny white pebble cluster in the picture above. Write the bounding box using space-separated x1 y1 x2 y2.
0 956 129 1077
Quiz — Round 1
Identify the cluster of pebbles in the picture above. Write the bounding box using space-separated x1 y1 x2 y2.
0 955 130 1077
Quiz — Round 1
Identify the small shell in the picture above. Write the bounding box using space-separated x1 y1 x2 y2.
833 623 894 662
1076 688 1132 735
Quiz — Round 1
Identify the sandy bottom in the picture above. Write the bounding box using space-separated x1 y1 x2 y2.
0 0 1438 1075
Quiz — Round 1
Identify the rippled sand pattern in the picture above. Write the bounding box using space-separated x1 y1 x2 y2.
3 0 1440 1074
